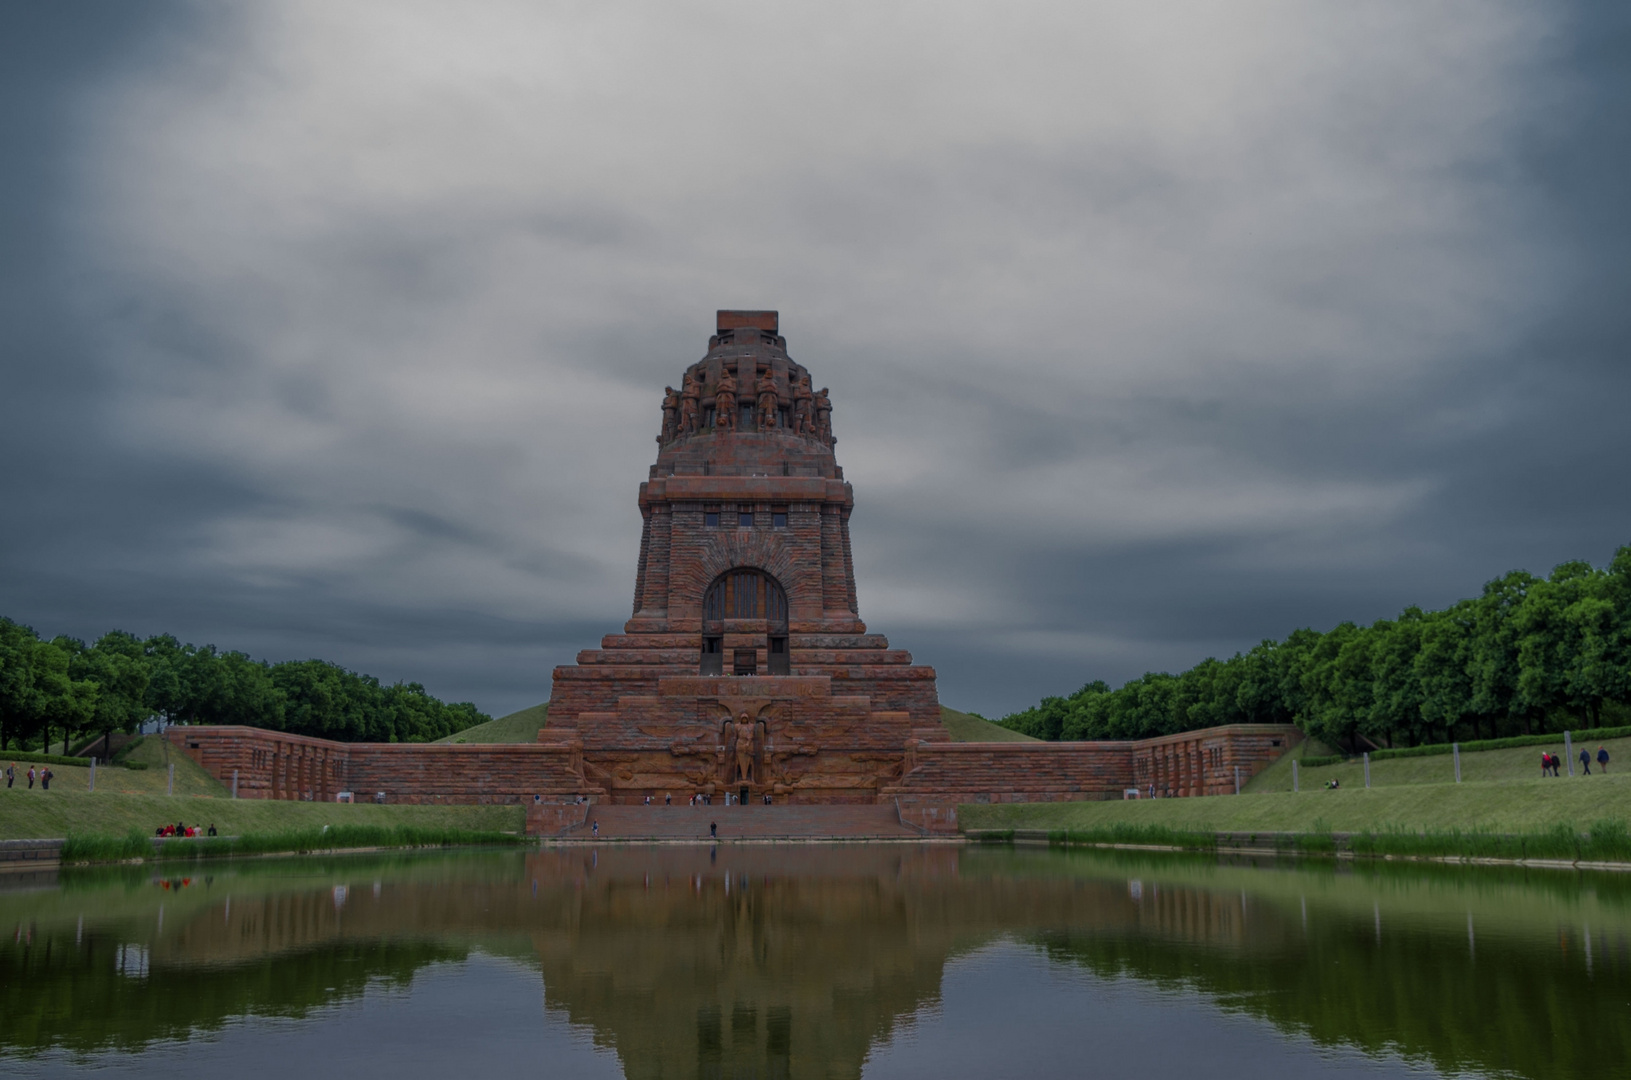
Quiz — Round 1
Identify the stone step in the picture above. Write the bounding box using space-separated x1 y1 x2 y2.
572 804 922 841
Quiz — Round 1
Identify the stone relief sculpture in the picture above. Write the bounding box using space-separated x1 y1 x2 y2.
792 373 813 436
755 368 780 431
678 371 701 436
731 712 757 784
813 387 833 444
714 369 738 432
659 385 680 443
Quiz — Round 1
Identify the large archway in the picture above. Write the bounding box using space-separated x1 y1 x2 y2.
700 569 789 676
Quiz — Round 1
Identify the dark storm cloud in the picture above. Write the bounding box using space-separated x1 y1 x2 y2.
2 1 1629 720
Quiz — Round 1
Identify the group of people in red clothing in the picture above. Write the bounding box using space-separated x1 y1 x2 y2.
155 822 217 838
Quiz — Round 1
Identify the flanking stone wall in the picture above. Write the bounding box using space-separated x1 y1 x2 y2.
889 723 1303 833
164 727 588 805
167 720 1301 820
1131 724 1303 798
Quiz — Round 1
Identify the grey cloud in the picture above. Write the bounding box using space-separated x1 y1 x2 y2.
1 1 1628 721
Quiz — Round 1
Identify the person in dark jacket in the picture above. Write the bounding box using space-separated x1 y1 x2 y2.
1598 746 1610 773
1579 748 1592 775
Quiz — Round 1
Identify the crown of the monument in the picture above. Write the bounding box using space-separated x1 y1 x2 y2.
655 310 834 456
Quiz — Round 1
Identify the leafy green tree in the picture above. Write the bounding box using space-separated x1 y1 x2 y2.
1467 570 1537 733
69 631 152 756
1415 603 1478 741
0 619 42 752
1368 611 1426 746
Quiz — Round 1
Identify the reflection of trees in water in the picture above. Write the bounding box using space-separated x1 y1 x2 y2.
0 937 462 1056
2 847 1626 1079
1027 875 1630 1080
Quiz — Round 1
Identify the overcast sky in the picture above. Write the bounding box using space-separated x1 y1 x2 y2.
3 2 1629 720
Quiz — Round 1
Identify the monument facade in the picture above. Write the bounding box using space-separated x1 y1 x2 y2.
541 310 945 805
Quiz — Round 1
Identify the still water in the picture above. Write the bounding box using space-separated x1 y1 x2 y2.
2 843 1625 1079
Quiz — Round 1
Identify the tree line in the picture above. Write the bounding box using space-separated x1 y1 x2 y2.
0 620 490 754
998 545 1631 749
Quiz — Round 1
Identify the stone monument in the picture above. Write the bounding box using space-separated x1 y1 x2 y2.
542 310 945 804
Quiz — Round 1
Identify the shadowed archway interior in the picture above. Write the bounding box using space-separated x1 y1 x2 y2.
701 569 788 675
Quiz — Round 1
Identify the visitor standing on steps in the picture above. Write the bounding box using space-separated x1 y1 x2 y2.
592 820 599 837
1598 746 1610 773
1579 748 1592 775
710 821 718 839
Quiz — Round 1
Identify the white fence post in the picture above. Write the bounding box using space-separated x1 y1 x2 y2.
1234 765 1241 795
232 769 239 799
1566 731 1574 776
1454 742 1461 783
89 759 96 792
167 762 174 796
1293 759 1299 793
1364 752 1371 789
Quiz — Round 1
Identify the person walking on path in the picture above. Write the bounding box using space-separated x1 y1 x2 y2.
591 820 599 838
41 767 51 791
27 766 36 789
1541 752 1552 777
1579 747 1592 775
1598 746 1610 773
4 763 13 788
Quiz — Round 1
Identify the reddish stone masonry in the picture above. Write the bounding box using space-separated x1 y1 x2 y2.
162 312 1302 832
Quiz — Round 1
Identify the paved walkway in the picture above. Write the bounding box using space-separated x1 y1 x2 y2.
565 803 925 842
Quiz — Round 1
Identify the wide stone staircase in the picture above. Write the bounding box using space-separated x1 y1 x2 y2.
566 803 925 841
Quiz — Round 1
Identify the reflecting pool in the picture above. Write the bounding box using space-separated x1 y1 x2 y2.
2 844 1626 1079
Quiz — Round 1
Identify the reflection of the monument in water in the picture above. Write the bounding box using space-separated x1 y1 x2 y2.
4 846 1628 1080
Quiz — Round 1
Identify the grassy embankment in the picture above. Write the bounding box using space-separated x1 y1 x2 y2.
0 731 525 843
961 735 1631 862
940 706 1039 742
434 702 550 743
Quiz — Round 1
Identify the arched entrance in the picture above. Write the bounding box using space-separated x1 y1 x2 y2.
699 569 789 676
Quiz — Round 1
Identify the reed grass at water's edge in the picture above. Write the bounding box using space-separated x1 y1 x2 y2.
61 824 525 863
971 819 1631 863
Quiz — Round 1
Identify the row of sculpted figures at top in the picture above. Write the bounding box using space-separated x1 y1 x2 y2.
660 366 833 444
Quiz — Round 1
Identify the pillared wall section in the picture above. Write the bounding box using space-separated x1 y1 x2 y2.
163 727 590 805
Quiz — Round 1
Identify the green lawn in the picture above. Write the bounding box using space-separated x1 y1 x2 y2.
0 787 525 840
1247 735 1631 793
960 772 1631 835
940 706 1038 742
434 702 550 743
3 734 228 799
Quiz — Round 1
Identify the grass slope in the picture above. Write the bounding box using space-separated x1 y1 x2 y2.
0 788 524 840
435 702 549 744
1249 734 1631 793
940 706 1039 742
3 735 228 799
960 773 1631 835
1240 736 1338 793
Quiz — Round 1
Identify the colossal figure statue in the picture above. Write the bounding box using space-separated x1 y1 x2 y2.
813 386 833 444
792 372 813 436
659 385 679 443
714 369 737 432
755 367 779 431
678 371 701 436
